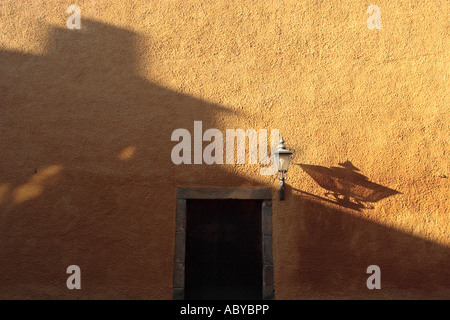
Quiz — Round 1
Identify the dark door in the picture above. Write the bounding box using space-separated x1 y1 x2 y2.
185 199 262 300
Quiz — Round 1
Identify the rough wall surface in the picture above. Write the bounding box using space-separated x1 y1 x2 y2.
0 0 448 299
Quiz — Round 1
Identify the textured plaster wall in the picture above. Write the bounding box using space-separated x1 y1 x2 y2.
0 0 448 299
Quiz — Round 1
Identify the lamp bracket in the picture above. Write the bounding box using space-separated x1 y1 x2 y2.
277 171 288 181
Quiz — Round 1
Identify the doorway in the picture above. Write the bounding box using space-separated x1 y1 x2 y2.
185 199 262 299
173 187 274 300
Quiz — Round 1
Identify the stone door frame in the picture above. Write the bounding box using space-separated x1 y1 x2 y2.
173 187 274 300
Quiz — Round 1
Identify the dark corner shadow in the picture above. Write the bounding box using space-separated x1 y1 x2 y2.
0 18 257 191
288 191 450 299
0 19 233 163
296 160 400 211
0 19 259 298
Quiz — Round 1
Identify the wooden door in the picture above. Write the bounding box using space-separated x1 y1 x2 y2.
185 199 262 300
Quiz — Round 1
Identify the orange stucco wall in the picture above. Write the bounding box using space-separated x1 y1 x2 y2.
0 0 448 299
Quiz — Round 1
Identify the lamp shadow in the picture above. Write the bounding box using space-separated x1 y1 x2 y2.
284 162 448 299
296 161 400 211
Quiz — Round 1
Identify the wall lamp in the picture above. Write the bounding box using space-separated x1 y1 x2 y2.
273 136 293 200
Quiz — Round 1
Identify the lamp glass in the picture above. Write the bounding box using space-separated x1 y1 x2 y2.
274 151 292 172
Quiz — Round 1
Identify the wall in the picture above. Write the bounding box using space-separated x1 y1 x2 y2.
0 0 448 299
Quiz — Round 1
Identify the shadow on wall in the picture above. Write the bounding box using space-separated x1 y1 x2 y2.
297 161 400 211
0 20 448 299
0 19 244 299
284 191 450 299
283 163 449 299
